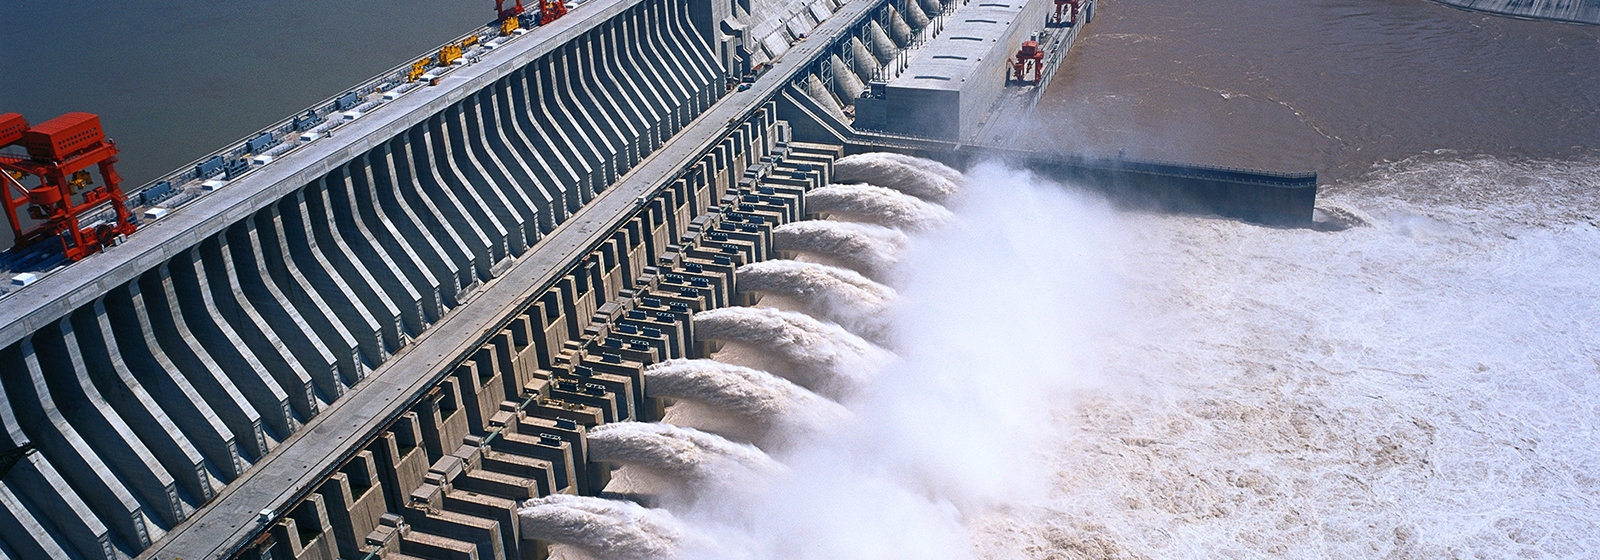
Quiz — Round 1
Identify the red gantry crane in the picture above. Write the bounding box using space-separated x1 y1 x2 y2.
1050 0 1083 26
1011 40 1045 85
0 112 137 261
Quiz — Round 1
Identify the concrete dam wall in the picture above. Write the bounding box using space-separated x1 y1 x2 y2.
0 1 1316 558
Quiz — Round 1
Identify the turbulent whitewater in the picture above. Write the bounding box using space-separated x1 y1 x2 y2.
735 260 896 343
644 359 850 434
806 183 954 232
692 306 893 398
832 152 962 202
585 422 781 484
517 495 691 560
971 155 1600 559
771 221 907 281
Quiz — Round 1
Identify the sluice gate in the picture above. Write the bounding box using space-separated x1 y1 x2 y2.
0 0 1314 558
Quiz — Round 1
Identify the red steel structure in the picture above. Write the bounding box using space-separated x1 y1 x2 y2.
1011 41 1045 85
496 0 525 21
0 112 137 261
1050 0 1082 26
539 0 568 25
497 0 564 25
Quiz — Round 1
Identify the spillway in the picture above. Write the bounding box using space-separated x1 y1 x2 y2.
0 1 1318 559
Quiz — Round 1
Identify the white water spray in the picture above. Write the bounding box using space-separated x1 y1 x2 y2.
692 306 893 399
661 163 1121 560
735 260 896 343
833 152 962 202
806 183 954 232
771 221 906 281
644 358 850 437
517 494 693 560
585 422 781 485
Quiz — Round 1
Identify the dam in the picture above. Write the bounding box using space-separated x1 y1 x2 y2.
0 1 1316 558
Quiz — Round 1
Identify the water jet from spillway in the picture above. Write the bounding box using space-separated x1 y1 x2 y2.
516 494 690 560
771 221 906 281
643 359 851 437
806 183 954 232
833 153 962 202
692 306 893 399
735 260 897 343
585 422 782 486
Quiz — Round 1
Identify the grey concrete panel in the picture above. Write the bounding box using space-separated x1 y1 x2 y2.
4 453 115 560
367 144 473 308
196 237 323 418
30 318 186 527
640 2 697 127
136 267 272 460
554 43 624 193
165 251 298 437
458 93 541 250
301 183 411 349
320 166 431 336
244 209 369 383
489 77 563 232
507 66 585 219
222 222 349 400
1 339 153 549
102 285 248 479
568 24 637 172
587 21 650 168
415 117 508 269
0 480 77 560
607 13 667 156
345 149 447 323
476 83 557 236
436 106 521 261
384 132 486 290
273 194 392 363
536 52 608 201
70 301 214 505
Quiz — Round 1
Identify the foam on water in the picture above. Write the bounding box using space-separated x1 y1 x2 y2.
971 155 1600 559
692 306 894 398
517 494 693 560
644 359 850 435
806 183 955 232
586 422 782 485
735 260 896 343
833 153 962 202
771 221 907 281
